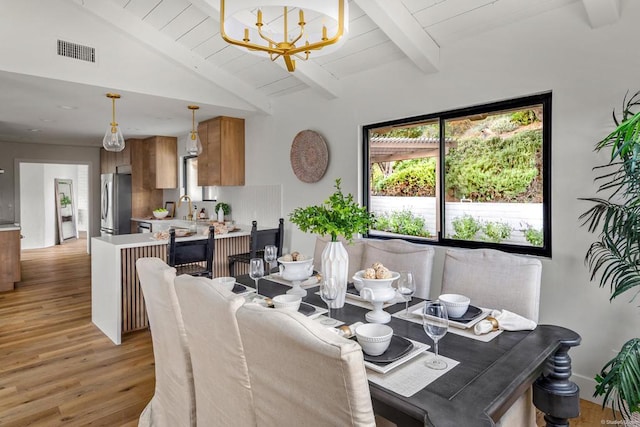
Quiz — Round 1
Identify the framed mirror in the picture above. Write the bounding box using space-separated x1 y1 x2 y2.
55 178 78 243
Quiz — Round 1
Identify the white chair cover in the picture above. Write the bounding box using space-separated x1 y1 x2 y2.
361 239 435 299
441 248 541 427
136 257 196 427
236 303 376 427
441 248 542 321
173 274 257 427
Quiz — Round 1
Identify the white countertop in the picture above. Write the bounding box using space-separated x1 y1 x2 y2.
93 228 250 249
0 223 20 232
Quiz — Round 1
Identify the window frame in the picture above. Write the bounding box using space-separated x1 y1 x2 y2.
183 155 203 202
362 92 552 257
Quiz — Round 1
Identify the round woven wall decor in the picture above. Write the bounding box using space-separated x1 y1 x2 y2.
290 130 329 183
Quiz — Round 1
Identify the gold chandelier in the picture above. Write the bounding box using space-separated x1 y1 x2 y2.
220 0 348 72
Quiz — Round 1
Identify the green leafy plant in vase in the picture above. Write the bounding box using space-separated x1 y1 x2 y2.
579 91 640 422
289 178 374 308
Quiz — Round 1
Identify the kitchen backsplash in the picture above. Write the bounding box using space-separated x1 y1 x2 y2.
165 184 282 228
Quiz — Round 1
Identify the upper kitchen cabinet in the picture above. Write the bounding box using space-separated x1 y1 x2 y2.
100 143 131 174
128 136 177 219
129 136 177 189
197 116 245 186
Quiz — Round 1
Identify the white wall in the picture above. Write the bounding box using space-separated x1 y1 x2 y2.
241 1 640 402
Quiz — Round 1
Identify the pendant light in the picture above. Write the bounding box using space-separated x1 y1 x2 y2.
186 105 203 156
103 93 125 152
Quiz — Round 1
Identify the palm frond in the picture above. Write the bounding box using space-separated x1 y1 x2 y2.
595 338 640 419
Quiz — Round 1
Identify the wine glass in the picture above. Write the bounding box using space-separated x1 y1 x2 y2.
423 301 449 370
395 271 416 318
264 245 277 274
319 277 340 326
249 258 264 296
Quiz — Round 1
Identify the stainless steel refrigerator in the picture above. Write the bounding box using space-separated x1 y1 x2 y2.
100 173 132 236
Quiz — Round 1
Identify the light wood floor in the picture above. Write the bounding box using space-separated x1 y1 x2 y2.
0 236 621 426
0 237 154 426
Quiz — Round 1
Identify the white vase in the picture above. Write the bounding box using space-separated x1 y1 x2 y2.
321 241 349 308
217 207 224 222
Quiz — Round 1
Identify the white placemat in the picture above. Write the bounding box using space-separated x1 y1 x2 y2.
313 291 396 310
243 295 328 319
266 274 320 289
313 315 345 327
368 352 459 397
364 339 429 374
391 301 503 343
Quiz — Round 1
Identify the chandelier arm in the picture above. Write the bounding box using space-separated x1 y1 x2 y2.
256 26 280 47
288 27 305 46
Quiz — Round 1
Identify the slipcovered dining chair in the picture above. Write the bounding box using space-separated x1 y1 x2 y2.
361 239 435 299
173 274 256 427
228 218 284 276
236 303 376 426
441 248 542 427
168 225 215 279
136 257 196 427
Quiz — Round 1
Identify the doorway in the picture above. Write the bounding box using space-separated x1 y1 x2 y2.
19 162 89 250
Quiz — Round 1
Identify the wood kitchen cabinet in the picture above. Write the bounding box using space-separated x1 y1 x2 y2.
129 136 177 220
0 229 21 292
100 143 131 174
197 116 245 186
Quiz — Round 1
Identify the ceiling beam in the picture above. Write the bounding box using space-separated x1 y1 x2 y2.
353 0 439 74
191 0 342 99
582 0 620 28
71 0 272 114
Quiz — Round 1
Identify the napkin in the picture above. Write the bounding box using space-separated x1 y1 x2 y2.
473 309 537 335
333 322 364 339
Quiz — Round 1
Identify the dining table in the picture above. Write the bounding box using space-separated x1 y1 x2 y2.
235 274 581 427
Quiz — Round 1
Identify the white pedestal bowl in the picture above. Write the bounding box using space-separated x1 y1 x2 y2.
278 256 313 297
355 270 400 324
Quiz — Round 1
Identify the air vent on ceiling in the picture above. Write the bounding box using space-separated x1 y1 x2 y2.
57 39 95 63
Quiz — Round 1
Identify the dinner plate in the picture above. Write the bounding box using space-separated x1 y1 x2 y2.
298 302 317 316
411 304 489 330
449 305 483 323
362 335 414 365
232 283 255 295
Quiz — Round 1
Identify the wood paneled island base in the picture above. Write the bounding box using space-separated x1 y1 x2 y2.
92 230 250 344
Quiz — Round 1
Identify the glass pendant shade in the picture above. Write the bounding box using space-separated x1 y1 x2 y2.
103 124 125 152
103 93 125 152
186 130 203 156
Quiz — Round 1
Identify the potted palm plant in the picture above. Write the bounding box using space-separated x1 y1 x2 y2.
289 178 374 307
580 91 640 422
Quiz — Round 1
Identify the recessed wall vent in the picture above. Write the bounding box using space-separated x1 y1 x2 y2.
57 39 95 63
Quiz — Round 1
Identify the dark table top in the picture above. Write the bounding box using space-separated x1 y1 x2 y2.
237 275 580 427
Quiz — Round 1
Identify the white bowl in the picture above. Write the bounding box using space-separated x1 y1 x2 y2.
272 294 302 312
153 210 168 219
353 270 400 290
277 256 314 281
212 276 236 291
438 293 471 318
355 323 393 356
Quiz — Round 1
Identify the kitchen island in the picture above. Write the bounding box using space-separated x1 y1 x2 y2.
91 228 250 344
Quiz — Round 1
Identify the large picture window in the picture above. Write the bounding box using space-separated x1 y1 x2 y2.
362 93 551 257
